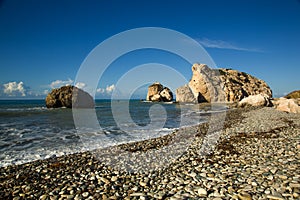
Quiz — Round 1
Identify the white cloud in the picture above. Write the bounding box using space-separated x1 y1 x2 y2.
96 88 105 93
96 84 116 94
3 81 27 96
106 84 115 93
49 80 87 90
197 38 263 52
50 79 73 88
75 82 86 89
43 89 49 95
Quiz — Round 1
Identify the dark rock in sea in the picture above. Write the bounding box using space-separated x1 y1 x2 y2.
45 85 94 108
146 82 173 102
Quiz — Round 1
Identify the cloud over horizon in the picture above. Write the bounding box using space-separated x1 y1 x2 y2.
3 81 27 97
50 79 73 88
96 84 116 94
75 82 86 89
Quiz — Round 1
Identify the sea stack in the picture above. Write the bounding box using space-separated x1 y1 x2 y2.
146 82 173 102
45 85 94 108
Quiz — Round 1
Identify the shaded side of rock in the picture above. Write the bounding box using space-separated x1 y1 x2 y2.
45 85 94 108
160 87 173 102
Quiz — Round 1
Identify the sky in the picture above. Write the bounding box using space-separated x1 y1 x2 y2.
0 0 299 99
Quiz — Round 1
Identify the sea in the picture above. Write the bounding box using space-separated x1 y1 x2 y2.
0 99 225 167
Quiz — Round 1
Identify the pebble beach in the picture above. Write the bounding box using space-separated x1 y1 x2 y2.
1 107 299 199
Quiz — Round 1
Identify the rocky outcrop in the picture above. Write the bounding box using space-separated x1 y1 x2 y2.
176 84 197 103
146 82 173 102
238 94 272 108
285 90 300 99
188 64 219 102
176 63 272 103
147 82 163 101
221 68 272 102
273 98 300 114
45 85 94 108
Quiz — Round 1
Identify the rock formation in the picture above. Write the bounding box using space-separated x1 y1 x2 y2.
146 82 173 102
285 90 300 99
45 85 94 108
273 98 300 114
273 90 300 113
175 84 196 103
238 94 273 108
188 64 217 102
176 63 272 103
221 68 272 102
147 82 163 101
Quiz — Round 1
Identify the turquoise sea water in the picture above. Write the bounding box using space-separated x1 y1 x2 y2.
0 99 215 167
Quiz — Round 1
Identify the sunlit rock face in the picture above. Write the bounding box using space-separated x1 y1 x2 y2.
176 63 272 103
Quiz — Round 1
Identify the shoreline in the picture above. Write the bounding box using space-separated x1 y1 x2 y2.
1 107 299 199
0 101 227 168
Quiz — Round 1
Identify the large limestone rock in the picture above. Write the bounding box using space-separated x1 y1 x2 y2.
176 63 272 103
238 94 272 107
45 85 94 108
146 82 173 102
221 68 272 102
188 64 215 102
273 98 300 114
176 84 197 103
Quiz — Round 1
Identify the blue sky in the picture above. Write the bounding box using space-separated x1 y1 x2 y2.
0 0 299 99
